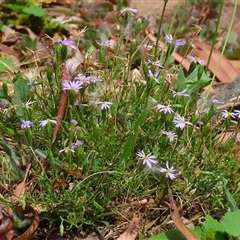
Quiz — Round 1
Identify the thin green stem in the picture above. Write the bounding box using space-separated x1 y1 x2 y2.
202 0 237 109
154 0 168 60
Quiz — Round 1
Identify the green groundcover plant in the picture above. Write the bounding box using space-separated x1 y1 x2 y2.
149 210 240 240
0 2 240 238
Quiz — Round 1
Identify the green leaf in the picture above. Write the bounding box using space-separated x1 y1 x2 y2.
186 67 211 92
149 229 187 240
22 5 46 17
0 142 24 181
21 35 37 51
222 178 238 211
133 109 149 132
176 67 187 91
13 73 29 103
12 73 29 117
0 57 14 72
219 210 240 237
201 215 221 239
122 109 149 160
176 66 211 95
13 209 32 228
227 32 238 44
35 149 48 159
204 215 221 232
191 226 203 238
139 232 145 240
122 134 136 161
197 64 204 81
3 3 24 13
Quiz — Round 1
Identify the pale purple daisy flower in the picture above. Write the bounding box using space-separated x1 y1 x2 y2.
96 39 116 49
88 76 100 84
171 89 190 98
70 119 78 126
95 101 113 110
74 74 91 84
54 38 77 49
136 150 158 168
0 101 7 111
148 70 160 83
76 126 83 131
143 42 160 51
210 98 224 105
146 59 164 68
159 161 178 180
173 114 193 130
72 140 84 148
62 80 83 93
75 74 100 84
156 104 174 114
39 119 57 127
164 34 174 44
165 34 184 47
120 7 138 15
21 120 33 129
187 55 205 65
59 146 75 154
220 110 235 119
229 133 240 143
162 131 178 142
233 109 240 119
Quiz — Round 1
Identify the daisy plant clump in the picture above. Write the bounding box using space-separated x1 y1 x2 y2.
0 3 239 236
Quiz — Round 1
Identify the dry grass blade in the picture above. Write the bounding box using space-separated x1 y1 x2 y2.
51 67 69 145
168 185 199 240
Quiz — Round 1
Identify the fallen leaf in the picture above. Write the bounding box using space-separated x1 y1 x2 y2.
229 60 240 73
146 30 238 83
14 26 37 40
14 205 39 240
193 41 238 83
116 213 140 240
65 49 83 77
8 164 31 221
168 185 199 240
0 209 13 238
10 164 31 203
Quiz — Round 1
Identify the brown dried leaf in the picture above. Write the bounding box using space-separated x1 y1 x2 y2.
193 41 238 83
10 164 31 203
65 50 83 77
229 60 240 74
15 205 39 240
8 164 31 217
14 26 37 40
168 186 199 240
0 215 13 237
116 214 140 240
146 31 238 83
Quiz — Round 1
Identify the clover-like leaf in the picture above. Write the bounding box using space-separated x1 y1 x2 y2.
219 210 240 237
22 5 46 17
149 229 187 240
